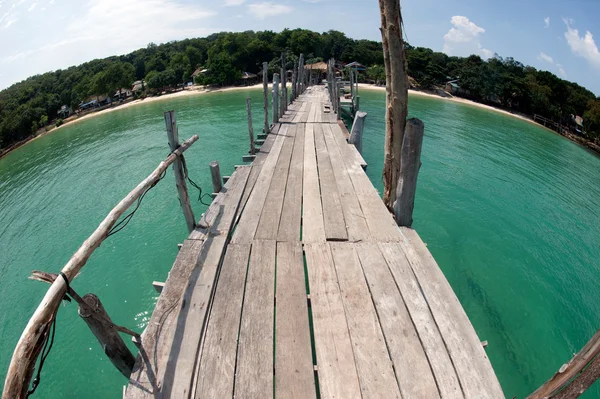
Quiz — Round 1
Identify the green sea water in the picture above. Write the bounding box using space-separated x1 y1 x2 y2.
1 88 599 398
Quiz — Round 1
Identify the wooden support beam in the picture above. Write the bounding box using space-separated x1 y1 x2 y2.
257 133 267 140
379 0 410 209
393 118 424 227
272 73 280 124
291 60 298 102
209 161 223 194
528 329 600 399
349 111 367 154
354 95 360 114
164 111 196 233
242 155 256 162
297 54 304 95
262 61 269 134
246 97 255 155
152 281 165 293
281 52 287 114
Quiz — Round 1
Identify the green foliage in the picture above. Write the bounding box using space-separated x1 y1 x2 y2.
583 100 600 138
55 119 63 127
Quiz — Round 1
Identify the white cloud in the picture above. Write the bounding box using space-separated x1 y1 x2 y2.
247 2 292 19
224 0 245 5
443 16 492 59
564 19 600 70
538 52 553 63
544 17 550 28
27 2 36 11
556 64 567 77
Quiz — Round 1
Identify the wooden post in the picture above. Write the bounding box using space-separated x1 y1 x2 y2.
350 68 355 99
262 61 269 133
209 161 223 194
327 59 333 103
291 60 297 102
393 118 424 227
355 95 360 113
527 329 600 399
349 111 367 154
379 0 410 210
246 97 255 155
298 54 304 95
272 73 279 123
280 53 286 117
78 294 135 378
164 111 196 233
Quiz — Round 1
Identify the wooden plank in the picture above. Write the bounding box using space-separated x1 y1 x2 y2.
314 124 348 241
354 243 442 399
377 241 463 398
277 123 305 242
329 242 401 398
307 101 317 123
304 243 361 399
275 241 316 398
321 124 369 242
158 234 228 399
397 228 505 398
255 124 296 240
235 239 276 399
301 124 326 243
329 123 367 169
231 126 287 244
194 244 252 399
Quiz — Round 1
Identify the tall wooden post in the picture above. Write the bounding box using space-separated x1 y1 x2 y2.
280 53 286 117
291 60 298 102
350 68 355 99
262 61 269 133
298 54 304 95
272 73 280 124
379 0 410 210
349 111 367 154
393 118 424 227
327 60 333 103
209 161 223 193
164 111 195 233
246 97 255 155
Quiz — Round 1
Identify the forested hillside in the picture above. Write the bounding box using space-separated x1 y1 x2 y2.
1 28 599 151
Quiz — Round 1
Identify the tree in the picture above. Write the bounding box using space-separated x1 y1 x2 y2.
583 99 600 139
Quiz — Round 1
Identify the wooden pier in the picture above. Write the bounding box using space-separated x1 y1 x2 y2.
124 85 504 399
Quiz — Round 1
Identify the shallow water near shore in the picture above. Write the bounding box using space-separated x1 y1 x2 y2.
1 87 599 398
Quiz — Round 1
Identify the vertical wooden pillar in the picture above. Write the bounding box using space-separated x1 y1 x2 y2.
298 54 304 95
280 53 286 117
262 61 269 133
210 161 223 193
350 68 355 99
379 0 410 209
355 95 360 113
78 294 135 378
349 111 367 154
272 73 280 124
393 118 424 227
246 97 255 155
291 60 297 102
164 111 195 233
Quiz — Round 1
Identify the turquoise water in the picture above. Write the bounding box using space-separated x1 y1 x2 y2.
1 88 599 398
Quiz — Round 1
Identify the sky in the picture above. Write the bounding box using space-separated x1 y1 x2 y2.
0 0 599 95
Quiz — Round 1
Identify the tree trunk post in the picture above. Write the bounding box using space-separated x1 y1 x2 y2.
298 54 304 95
291 60 297 102
246 97 255 155
379 0 410 210
393 118 424 227
349 111 367 154
350 68 355 99
262 61 269 133
527 329 600 399
209 161 223 194
280 53 286 117
164 111 195 233
78 294 135 378
272 73 280 123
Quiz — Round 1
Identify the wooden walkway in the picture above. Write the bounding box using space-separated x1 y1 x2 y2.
125 86 504 399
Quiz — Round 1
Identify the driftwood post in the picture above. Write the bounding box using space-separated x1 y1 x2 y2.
209 161 223 194
280 53 286 117
379 0 410 210
298 54 304 95
350 68 355 99
349 111 367 154
291 60 297 102
528 329 600 399
272 73 280 123
393 118 424 227
2 135 198 399
246 97 255 155
164 111 196 233
262 61 269 133
327 60 333 103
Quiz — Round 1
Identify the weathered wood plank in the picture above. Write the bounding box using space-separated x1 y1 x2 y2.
275 241 316 398
234 239 276 399
304 243 361 399
397 228 504 398
277 123 305 241
255 124 296 240
314 124 348 241
354 242 442 399
231 126 287 244
194 244 252 399
321 124 369 242
329 123 367 169
329 242 401 398
302 124 326 243
377 241 463 398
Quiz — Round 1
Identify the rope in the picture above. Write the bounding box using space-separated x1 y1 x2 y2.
180 152 213 206
26 314 57 397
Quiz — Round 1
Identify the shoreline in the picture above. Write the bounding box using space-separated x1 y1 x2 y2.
0 83 264 160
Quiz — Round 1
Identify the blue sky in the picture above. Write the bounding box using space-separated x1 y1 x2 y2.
1 0 599 95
